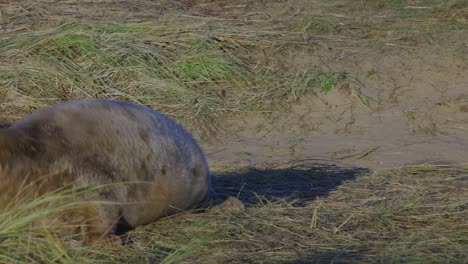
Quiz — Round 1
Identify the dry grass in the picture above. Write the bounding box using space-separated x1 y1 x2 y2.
119 163 468 263
0 0 467 263
0 186 119 263
0 13 328 137
3 163 466 263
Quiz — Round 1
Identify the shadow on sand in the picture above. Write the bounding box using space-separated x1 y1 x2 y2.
212 160 370 206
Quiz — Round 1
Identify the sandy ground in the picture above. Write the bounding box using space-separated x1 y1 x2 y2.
194 1 468 171
203 46 468 170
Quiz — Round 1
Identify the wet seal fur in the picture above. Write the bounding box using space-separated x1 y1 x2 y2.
0 99 214 244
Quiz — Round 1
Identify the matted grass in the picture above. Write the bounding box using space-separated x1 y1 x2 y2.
123 163 467 263
126 165 468 263
1 0 465 134
2 164 466 263
0 16 329 136
0 0 467 263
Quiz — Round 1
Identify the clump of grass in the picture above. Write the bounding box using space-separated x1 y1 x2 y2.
0 186 117 263
356 0 407 10
320 73 337 93
432 0 468 21
289 16 338 34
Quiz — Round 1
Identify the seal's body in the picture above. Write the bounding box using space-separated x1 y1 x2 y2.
0 99 210 243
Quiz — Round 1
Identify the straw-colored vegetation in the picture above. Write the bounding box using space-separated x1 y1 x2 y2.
0 15 330 136
1 164 466 263
0 0 467 263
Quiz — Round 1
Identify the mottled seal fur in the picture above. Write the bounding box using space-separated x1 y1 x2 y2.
0 99 212 244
